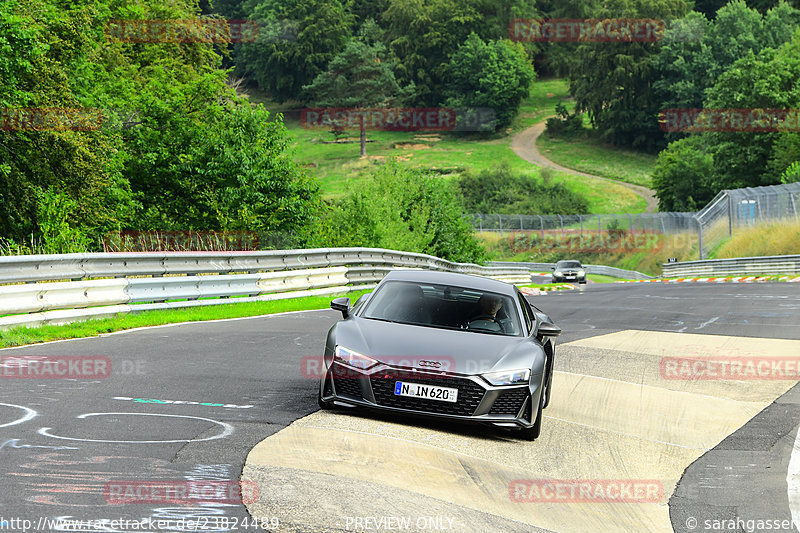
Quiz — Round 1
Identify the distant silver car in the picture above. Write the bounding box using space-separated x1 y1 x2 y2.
317 270 560 440
551 260 587 284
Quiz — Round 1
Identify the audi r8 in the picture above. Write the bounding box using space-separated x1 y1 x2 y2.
317 270 560 440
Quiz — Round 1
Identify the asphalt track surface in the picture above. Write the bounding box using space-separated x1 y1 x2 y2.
1 282 799 532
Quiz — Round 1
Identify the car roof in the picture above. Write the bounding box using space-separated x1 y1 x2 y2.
557 259 582 265
381 269 517 296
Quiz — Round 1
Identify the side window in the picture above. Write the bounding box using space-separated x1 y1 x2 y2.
517 291 534 333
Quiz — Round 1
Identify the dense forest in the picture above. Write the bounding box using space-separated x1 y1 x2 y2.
1 0 799 259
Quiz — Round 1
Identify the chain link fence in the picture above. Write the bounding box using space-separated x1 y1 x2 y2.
469 182 800 260
695 183 800 259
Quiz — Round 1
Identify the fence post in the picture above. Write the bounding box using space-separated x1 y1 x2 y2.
598 215 602 235
727 192 733 236
538 215 544 238
478 215 483 233
579 215 583 237
498 214 503 235
558 215 564 235
696 217 705 260
790 192 798 221
520 215 524 232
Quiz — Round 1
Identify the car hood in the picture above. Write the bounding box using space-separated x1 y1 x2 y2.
332 317 542 375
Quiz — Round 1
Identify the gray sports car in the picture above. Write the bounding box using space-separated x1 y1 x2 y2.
317 270 560 440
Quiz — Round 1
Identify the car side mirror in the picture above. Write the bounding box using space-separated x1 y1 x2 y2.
331 297 351 318
537 321 561 337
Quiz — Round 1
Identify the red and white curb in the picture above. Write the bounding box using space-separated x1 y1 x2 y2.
618 276 800 284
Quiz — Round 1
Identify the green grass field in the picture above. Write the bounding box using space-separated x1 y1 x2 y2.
537 131 656 188
242 79 648 213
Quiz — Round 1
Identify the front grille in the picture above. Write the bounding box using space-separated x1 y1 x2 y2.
333 375 364 399
488 388 529 415
370 371 486 416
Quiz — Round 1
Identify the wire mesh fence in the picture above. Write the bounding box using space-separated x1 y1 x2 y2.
469 182 800 259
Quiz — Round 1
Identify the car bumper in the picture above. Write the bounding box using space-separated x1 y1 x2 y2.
553 275 586 283
319 362 542 431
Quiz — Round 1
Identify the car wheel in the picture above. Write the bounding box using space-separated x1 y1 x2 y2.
520 389 544 441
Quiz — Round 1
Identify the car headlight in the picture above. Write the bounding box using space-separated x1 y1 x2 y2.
578 269 585 276
553 271 562 276
334 346 378 370
483 369 531 386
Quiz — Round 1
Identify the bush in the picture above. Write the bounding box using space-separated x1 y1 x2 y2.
306 161 486 263
545 102 584 136
459 162 589 215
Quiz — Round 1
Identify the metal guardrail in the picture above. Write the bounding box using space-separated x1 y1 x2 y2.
488 262 653 280
662 255 800 278
0 249 530 330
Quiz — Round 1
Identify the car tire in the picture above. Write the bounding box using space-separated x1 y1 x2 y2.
520 389 544 441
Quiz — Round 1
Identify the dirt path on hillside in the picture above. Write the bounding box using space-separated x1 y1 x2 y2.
510 120 658 213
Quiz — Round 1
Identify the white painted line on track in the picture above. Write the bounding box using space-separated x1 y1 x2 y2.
787 425 800 529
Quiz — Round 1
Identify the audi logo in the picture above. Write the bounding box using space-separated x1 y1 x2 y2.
418 360 442 368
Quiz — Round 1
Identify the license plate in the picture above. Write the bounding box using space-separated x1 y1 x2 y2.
394 381 458 403
566 275 576 279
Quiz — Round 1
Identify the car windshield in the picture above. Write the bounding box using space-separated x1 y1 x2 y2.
361 281 522 336
556 261 582 269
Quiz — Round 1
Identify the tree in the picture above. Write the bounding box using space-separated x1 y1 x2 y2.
568 0 690 150
383 0 486 106
651 136 715 211
304 38 413 157
702 30 800 190
1 0 322 249
445 34 536 130
307 161 486 263
236 0 353 103
0 0 134 244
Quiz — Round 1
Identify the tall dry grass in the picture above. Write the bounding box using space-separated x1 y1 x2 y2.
713 221 800 258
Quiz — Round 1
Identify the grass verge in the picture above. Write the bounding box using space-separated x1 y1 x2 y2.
536 128 655 188
0 289 371 349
